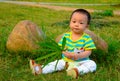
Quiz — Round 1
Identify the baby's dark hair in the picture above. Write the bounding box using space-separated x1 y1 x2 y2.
70 9 91 24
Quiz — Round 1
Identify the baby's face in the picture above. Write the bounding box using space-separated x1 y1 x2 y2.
70 12 88 34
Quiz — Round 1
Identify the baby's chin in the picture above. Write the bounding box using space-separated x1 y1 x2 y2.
72 29 84 34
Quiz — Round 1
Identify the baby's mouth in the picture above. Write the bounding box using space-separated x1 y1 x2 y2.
73 28 80 31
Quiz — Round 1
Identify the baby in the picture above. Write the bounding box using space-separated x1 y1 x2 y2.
30 9 97 79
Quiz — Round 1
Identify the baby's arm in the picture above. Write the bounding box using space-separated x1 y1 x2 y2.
63 50 92 60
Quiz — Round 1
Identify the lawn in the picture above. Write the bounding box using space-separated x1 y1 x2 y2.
0 2 120 81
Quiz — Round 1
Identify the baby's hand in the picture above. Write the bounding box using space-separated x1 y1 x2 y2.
62 51 74 59
62 51 79 60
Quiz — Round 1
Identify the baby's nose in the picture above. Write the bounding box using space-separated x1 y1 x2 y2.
75 23 79 27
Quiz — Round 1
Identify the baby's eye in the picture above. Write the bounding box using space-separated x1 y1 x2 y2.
80 22 84 24
72 21 76 23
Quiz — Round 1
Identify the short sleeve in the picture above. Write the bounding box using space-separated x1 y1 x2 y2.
84 37 96 50
58 34 65 47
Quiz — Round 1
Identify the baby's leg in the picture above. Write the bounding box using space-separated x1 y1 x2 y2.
67 60 96 78
42 59 66 74
76 60 97 75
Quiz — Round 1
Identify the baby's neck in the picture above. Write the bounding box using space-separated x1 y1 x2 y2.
71 32 83 41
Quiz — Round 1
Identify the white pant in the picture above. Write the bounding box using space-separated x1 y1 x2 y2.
42 59 97 75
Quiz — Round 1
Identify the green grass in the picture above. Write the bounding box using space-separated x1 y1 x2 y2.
0 2 120 81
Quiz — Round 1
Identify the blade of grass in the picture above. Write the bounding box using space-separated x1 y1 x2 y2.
35 52 56 61
62 37 66 51
41 53 58 68
54 60 59 71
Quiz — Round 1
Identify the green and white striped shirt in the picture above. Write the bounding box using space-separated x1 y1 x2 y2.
58 32 96 62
